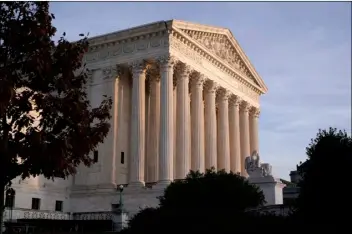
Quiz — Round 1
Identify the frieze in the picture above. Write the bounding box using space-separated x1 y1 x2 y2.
123 43 135 53
136 40 148 51
150 37 162 47
170 39 202 65
84 35 166 63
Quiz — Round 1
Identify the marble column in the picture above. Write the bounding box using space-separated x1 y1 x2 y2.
239 101 251 177
146 75 160 183
216 88 231 172
190 74 205 172
249 107 260 155
229 95 242 174
101 66 119 186
129 61 146 186
204 80 218 170
173 81 177 179
175 64 191 179
158 56 175 185
145 79 150 182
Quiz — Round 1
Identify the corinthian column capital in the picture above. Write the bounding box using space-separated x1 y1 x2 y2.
229 95 242 107
216 87 231 101
240 101 251 113
175 63 192 80
101 65 120 80
146 63 160 82
116 65 129 79
250 107 261 118
86 68 94 85
190 72 205 88
129 60 147 75
157 55 177 69
86 68 94 79
204 80 219 94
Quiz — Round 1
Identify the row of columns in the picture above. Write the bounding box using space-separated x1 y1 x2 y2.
127 56 260 187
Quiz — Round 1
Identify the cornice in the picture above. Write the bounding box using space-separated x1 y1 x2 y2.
171 20 228 34
87 21 169 49
170 27 263 96
224 30 268 93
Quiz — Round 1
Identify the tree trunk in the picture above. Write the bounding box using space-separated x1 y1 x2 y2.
1 113 9 234
0 184 4 234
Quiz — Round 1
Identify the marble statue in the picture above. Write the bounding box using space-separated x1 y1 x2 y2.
245 150 262 177
245 150 260 170
245 150 273 178
261 163 272 177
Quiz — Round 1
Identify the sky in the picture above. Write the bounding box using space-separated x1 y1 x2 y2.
50 1 351 180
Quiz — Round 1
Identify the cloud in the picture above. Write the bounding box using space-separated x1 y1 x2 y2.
48 2 351 180
257 22 351 178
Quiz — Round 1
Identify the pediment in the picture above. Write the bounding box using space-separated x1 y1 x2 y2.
171 20 267 93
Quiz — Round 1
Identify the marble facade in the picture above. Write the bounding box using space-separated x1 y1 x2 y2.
75 19 267 187
4 20 268 219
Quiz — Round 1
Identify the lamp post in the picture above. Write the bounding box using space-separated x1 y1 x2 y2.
6 188 15 222
118 185 124 212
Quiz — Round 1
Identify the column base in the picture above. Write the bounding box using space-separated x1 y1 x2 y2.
154 180 172 190
127 181 145 189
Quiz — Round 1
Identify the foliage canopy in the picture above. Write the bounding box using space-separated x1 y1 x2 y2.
0 1 112 186
125 169 271 233
295 127 352 228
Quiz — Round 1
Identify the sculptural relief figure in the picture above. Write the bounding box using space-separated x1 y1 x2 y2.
202 37 212 50
245 150 261 177
245 151 273 178
261 163 272 177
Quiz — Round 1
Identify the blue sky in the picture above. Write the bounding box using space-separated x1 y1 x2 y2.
50 1 351 179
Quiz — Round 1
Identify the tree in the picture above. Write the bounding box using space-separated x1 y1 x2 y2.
0 2 112 232
125 169 267 233
295 127 352 229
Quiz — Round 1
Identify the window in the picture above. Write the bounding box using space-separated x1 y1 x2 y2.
31 198 41 210
121 152 125 164
93 150 98 162
55 200 63 212
5 191 15 208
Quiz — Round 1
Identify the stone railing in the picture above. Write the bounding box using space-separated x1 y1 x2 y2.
246 204 291 216
72 212 113 220
3 208 71 221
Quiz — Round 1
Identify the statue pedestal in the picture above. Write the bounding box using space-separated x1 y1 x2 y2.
248 176 286 205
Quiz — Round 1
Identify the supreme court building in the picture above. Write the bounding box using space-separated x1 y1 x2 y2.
4 20 268 220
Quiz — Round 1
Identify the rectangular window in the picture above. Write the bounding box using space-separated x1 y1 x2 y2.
121 152 125 164
31 198 41 210
55 200 63 212
93 150 98 163
5 193 15 208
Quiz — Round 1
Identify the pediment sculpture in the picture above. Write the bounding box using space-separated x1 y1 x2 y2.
180 29 259 86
